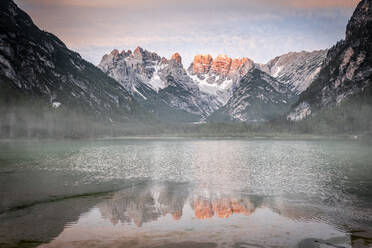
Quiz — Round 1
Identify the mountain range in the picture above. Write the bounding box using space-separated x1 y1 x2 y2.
99 47 328 122
0 0 371 135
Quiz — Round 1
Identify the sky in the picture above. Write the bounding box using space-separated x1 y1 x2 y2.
15 0 359 67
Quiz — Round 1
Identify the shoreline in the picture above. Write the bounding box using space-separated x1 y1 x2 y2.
0 133 370 143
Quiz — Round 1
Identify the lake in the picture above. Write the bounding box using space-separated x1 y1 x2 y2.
0 138 372 248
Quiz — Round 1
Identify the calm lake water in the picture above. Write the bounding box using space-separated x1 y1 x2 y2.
0 138 372 248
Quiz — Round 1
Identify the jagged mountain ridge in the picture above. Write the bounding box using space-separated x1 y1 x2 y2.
184 51 325 122
187 51 326 105
208 69 295 122
289 0 372 121
99 48 220 122
0 0 147 124
187 54 255 105
257 50 328 94
99 47 327 123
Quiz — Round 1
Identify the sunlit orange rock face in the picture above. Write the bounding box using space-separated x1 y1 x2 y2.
171 210 182 220
194 199 214 219
210 55 232 75
192 54 254 77
170 52 182 64
192 54 213 74
133 46 143 58
193 198 253 219
230 57 254 76
212 198 233 218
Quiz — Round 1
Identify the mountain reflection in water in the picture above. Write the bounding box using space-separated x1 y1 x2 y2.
192 197 255 219
37 181 367 248
1 139 372 248
98 182 189 227
34 181 369 248
98 182 260 227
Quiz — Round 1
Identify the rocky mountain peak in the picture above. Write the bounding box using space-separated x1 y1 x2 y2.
230 57 254 76
345 0 372 42
120 49 132 57
160 57 168 63
170 52 182 64
192 54 213 74
131 46 161 62
190 54 254 78
110 49 119 56
258 50 327 94
210 55 232 75
133 46 144 57
187 54 256 105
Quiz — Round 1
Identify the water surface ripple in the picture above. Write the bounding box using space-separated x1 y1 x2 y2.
0 138 371 247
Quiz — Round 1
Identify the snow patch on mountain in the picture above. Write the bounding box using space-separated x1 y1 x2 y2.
132 85 147 100
272 66 283 78
188 73 233 105
147 64 167 92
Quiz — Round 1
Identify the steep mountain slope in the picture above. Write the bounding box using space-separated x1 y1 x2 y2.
257 50 327 94
186 51 323 122
289 0 372 121
0 0 146 124
99 48 220 122
208 69 294 122
187 54 255 104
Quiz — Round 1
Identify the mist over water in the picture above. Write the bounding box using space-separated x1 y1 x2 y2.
1 138 372 247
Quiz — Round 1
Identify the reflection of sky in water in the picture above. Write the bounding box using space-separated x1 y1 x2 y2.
40 182 352 248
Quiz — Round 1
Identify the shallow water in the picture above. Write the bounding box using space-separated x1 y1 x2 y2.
0 138 372 247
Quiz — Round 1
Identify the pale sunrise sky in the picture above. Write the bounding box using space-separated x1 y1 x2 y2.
14 0 359 66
